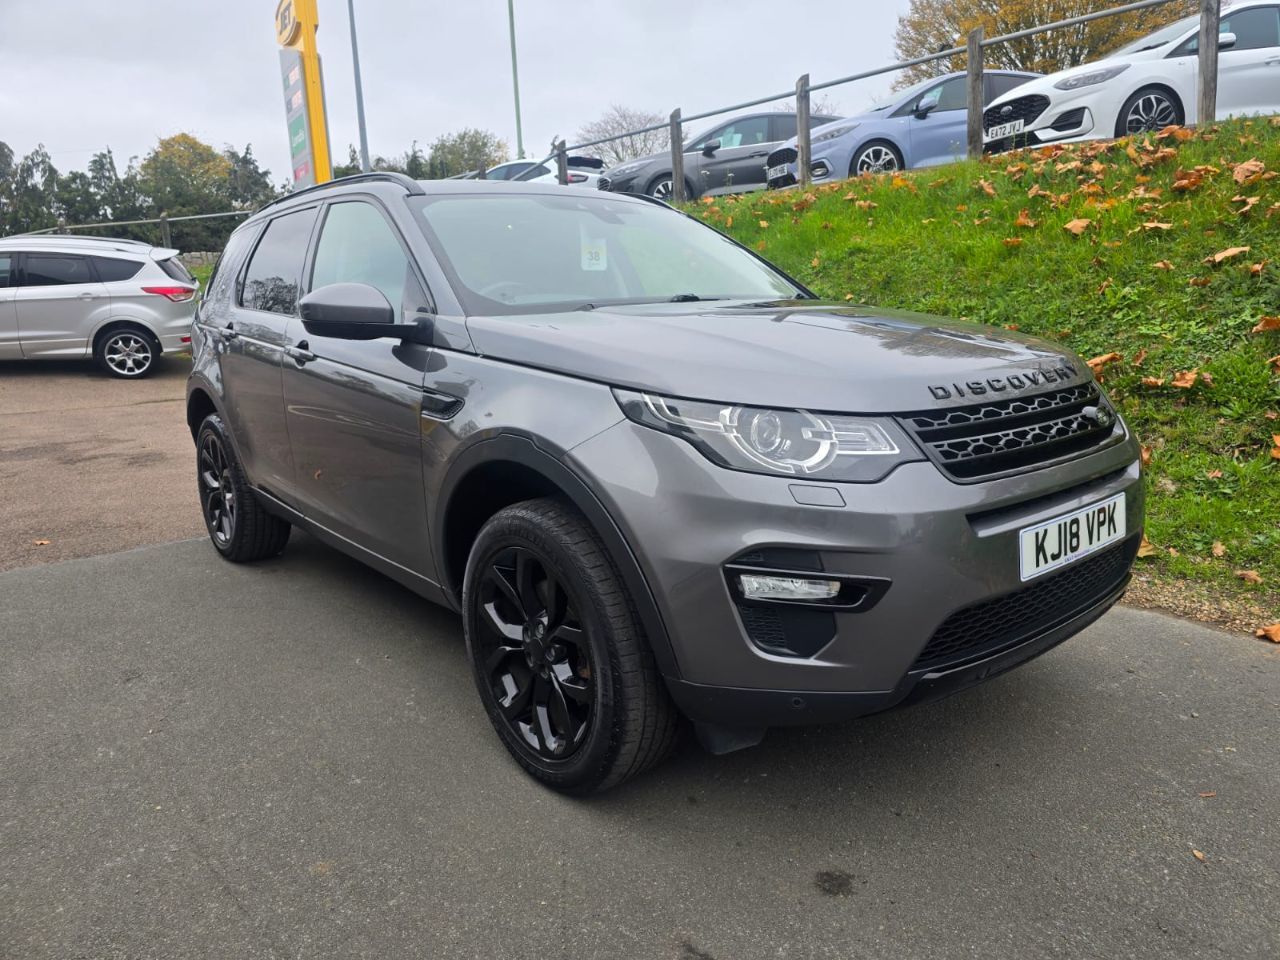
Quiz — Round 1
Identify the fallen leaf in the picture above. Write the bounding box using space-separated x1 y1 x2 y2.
1172 169 1204 191
1199 791 1217 798
1232 158 1265 184
1192 849 1207 863
854 200 877 210
758 220 770 229
811 257 821 268
32 539 51 546
1087 352 1122 375
1250 261 1268 276
975 179 996 197
1097 277 1114 295
1143 221 1174 231
1015 208 1038 228
1140 445 1153 466
1153 260 1174 270
1272 433 1280 460
1171 369 1198 388
1256 623 1280 642
1204 246 1250 266
1201 372 1214 387
1269 355 1280 374
1189 277 1213 287
1141 376 1165 387
1064 218 1092 235
1133 347 1148 366
1235 569 1264 585
1233 195 1260 216
1137 536 1159 558
1206 469 1223 479
1212 541 1226 557
755 241 766 252
1168 547 1180 558
1252 316 1280 334
725 215 733 228
1002 237 1024 247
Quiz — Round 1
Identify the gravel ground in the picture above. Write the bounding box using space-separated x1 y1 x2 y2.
0 357 203 573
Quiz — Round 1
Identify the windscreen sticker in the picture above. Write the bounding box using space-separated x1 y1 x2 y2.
580 235 607 271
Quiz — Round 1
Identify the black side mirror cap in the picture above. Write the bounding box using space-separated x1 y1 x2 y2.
299 282 431 344
701 139 722 156
913 102 938 119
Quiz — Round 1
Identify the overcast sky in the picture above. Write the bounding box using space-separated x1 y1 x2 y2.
0 0 913 181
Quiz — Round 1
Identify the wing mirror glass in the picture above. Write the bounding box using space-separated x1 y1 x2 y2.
299 282 430 343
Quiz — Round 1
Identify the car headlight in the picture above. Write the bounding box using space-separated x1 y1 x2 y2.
812 122 859 144
614 390 921 483
1053 64 1130 91
608 161 644 178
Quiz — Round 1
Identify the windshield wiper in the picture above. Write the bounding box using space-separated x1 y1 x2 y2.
668 294 724 303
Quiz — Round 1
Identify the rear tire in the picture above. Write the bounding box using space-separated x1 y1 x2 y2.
96 326 158 379
462 498 679 793
196 413 290 562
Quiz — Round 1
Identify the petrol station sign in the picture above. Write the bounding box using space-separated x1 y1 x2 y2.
275 0 331 187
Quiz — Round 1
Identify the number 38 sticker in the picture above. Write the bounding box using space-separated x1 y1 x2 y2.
581 238 607 271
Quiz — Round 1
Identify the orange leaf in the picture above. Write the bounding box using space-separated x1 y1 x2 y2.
1235 569 1264 585
854 200 877 211
758 220 769 229
1137 536 1159 558
1087 352 1122 375
1211 541 1227 558
1002 237 1024 247
1133 347 1148 366
1189 277 1213 287
1206 469 1224 479
32 539 51 546
1141 376 1165 387
725 215 733 228
811 257 820 268
1269 354 1280 374
1192 849 1207 863
754 241 766 252
1140 445 1153 466
1015 208 1038 228
1063 218 1092 235
1250 261 1268 276
1199 791 1217 798
1234 195 1260 216
1143 221 1174 231
1255 623 1280 642
1251 316 1280 334
1153 260 1174 270
1204 246 1250 266
1232 158 1265 184
975 179 996 197
1171 369 1198 388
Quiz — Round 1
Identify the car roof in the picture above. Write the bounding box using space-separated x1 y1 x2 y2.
0 235 159 257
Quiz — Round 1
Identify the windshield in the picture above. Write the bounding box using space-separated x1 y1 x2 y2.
1112 14 1197 54
868 75 948 112
412 193 801 315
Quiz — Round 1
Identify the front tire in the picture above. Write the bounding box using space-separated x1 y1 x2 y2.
96 326 158 379
196 413 290 562
1115 87 1184 137
851 140 904 177
462 498 678 793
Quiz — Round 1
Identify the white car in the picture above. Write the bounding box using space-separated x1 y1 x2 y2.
475 158 605 188
984 0 1280 151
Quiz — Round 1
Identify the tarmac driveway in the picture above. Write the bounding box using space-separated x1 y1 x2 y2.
1 534 1277 959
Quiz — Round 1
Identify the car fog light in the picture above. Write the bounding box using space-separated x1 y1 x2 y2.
738 573 841 602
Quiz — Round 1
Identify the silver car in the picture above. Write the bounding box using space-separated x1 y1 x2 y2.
0 235 197 378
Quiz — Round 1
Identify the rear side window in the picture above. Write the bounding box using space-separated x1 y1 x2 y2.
987 73 1034 103
158 257 195 283
22 255 94 286
0 254 12 288
240 207 318 315
1175 7 1280 52
91 256 144 282
206 227 258 305
310 201 415 313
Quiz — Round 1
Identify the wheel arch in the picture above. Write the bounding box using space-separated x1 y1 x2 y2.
434 434 681 678
849 137 906 176
91 317 163 357
1115 83 1185 135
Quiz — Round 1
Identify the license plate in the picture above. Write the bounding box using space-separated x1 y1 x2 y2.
766 164 790 181
985 119 1025 141
1019 493 1125 581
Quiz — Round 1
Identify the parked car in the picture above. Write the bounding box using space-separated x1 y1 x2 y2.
766 71 1040 188
0 235 196 378
600 110 840 201
984 1 1280 152
466 157 606 188
187 172 1143 793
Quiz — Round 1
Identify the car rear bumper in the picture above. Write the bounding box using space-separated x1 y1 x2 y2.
569 417 1144 725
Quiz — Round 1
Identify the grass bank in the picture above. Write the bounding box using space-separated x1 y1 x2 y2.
694 119 1280 624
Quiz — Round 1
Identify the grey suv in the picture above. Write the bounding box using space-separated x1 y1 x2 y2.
0 235 197 377
187 172 1144 793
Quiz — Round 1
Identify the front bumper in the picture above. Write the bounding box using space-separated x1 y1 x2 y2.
984 91 1101 153
569 418 1143 724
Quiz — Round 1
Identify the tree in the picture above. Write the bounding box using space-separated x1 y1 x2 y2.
778 94 844 119
0 144 59 235
893 0 1197 86
426 129 509 178
575 105 670 166
223 144 279 209
137 134 235 249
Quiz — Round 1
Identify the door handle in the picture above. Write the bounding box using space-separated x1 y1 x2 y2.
1267 57 1280 65
286 341 316 365
218 324 239 341
78 292 98 300
748 151 769 158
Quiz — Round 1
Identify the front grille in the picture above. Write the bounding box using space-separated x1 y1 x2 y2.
767 146 797 168
597 177 612 191
912 534 1138 672
983 94 1051 133
1051 107 1087 132
898 382 1121 482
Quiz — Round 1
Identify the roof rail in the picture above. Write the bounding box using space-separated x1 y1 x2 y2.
255 171 425 215
0 233 152 247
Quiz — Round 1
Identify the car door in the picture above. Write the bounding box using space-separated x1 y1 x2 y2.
13 252 110 358
901 76 969 167
1215 5 1280 117
692 115 774 194
0 254 19 360
220 206 318 497
280 198 434 576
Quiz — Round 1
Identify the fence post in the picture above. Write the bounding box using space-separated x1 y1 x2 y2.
159 214 172 249
669 109 686 204
555 140 569 186
1196 0 1220 127
796 73 812 189
966 26 985 160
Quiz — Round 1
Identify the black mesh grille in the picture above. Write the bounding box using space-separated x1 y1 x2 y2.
767 146 798 168
898 382 1121 482
983 94 1051 133
913 534 1138 672
597 177 612 191
1051 107 1088 132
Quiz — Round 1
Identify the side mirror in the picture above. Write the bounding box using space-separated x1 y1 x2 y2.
1219 31 1237 49
701 139 722 156
299 282 428 343
913 100 939 120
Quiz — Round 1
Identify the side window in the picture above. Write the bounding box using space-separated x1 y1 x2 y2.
933 77 968 111
0 254 12 288
986 73 1034 105
90 256 144 282
1174 8 1280 53
310 201 416 315
22 255 94 286
772 115 798 142
207 226 259 307
240 207 318 315
713 116 771 148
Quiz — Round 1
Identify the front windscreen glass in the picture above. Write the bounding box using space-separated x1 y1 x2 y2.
412 193 800 315
1113 15 1197 54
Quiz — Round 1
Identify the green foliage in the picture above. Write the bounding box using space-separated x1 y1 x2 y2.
695 118 1280 598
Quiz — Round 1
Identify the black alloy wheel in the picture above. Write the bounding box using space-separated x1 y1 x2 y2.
199 429 236 548
475 545 594 759
194 413 291 562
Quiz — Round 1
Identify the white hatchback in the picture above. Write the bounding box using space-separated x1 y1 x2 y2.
984 1 1280 151
0 235 197 378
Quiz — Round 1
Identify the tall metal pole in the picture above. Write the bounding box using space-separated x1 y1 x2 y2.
346 0 371 172
507 0 525 159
